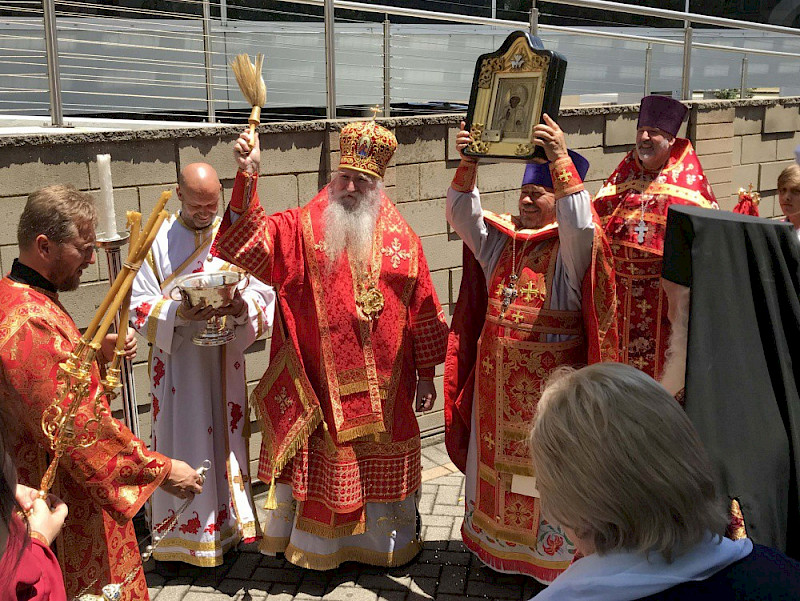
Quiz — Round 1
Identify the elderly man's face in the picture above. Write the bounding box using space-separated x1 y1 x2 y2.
636 126 675 171
331 169 376 210
519 184 556 230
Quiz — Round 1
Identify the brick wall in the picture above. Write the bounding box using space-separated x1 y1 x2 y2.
1 97 797 479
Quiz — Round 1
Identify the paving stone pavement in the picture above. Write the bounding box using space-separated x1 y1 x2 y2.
146 440 547 601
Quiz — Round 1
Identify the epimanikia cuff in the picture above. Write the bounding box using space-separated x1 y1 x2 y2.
549 156 585 199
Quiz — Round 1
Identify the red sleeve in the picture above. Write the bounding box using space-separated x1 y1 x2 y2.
408 242 449 370
0 517 66 601
2 315 170 523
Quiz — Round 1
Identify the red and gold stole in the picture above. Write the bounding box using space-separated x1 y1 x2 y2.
472 216 587 551
300 191 419 444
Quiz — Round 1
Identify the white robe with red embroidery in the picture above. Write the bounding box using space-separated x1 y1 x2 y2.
130 213 275 566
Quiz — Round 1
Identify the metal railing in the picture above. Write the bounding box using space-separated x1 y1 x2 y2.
6 0 800 127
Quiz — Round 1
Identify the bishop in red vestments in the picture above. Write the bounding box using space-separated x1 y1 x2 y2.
211 121 449 569
0 185 204 600
593 95 717 380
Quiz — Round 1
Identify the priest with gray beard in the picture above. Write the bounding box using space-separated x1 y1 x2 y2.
210 120 450 570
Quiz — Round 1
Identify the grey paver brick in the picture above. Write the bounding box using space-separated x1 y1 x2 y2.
466 581 521 599
356 574 411 591
421 514 456 528
423 525 452 541
226 553 261 579
434 486 460 506
377 590 409 601
418 549 471 565
252 567 303 584
407 576 437 598
404 563 440 578
438 565 468 595
152 584 191 601
324 586 380 601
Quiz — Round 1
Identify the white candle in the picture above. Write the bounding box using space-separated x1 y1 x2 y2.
96 153 117 239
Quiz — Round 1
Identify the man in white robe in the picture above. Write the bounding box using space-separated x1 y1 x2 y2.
130 163 275 567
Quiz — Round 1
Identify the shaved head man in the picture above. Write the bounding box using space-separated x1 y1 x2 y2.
176 163 222 230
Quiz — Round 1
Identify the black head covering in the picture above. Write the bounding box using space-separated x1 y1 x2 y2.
663 205 800 557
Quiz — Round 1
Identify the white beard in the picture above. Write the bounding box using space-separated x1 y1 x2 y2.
323 184 381 265
660 288 690 397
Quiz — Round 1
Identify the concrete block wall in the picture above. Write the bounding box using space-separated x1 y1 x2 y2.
1 97 797 481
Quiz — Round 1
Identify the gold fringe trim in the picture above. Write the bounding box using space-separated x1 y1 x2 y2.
250 372 324 481
295 515 367 539
334 420 386 444
283 538 422 571
264 475 277 510
259 535 291 554
494 461 535 478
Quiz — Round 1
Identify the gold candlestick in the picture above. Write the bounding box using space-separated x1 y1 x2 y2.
39 192 171 498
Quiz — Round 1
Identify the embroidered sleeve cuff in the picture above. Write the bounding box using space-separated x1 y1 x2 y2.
451 159 478 193
549 156 585 199
230 170 258 214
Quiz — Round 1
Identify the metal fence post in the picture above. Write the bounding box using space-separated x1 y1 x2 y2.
644 43 652 97
220 0 227 27
383 16 391 118
202 0 216 123
324 0 337 119
740 54 749 99
530 0 539 37
681 25 692 100
42 0 64 127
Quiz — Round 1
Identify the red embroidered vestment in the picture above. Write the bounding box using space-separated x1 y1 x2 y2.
0 278 171 601
444 212 618 581
212 172 449 537
594 138 717 378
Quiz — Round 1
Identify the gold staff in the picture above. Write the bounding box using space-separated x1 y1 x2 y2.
39 191 171 498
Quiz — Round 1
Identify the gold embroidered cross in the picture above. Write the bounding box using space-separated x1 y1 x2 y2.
314 240 328 253
511 311 525 324
495 283 506 298
632 356 648 370
483 432 495 450
636 299 652 313
381 237 411 269
520 280 545 303
481 356 493 375
232 473 250 492
557 168 571 183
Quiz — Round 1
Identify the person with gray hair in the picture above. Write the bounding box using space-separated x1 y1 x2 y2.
528 362 800 600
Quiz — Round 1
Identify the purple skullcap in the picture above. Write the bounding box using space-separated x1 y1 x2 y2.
522 149 590 189
637 95 688 138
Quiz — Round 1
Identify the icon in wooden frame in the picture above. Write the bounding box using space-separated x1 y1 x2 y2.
464 31 567 162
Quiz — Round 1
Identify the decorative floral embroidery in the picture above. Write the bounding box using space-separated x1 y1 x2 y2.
152 356 165 387
134 302 151 328
229 401 243 433
179 511 201 534
152 394 160 420
542 533 564 556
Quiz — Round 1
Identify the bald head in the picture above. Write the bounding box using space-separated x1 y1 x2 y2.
177 163 221 230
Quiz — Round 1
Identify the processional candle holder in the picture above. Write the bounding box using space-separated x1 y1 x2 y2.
39 192 170 498
170 271 250 346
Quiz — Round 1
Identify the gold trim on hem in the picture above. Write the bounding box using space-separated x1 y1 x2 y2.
283 539 422 571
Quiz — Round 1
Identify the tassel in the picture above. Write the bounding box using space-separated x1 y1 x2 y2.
264 474 277 510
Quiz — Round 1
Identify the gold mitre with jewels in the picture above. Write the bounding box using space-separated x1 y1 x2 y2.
338 120 397 179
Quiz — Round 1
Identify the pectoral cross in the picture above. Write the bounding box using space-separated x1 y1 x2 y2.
500 274 519 314
635 219 648 244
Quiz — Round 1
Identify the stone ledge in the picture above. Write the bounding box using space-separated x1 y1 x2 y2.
3 97 796 149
